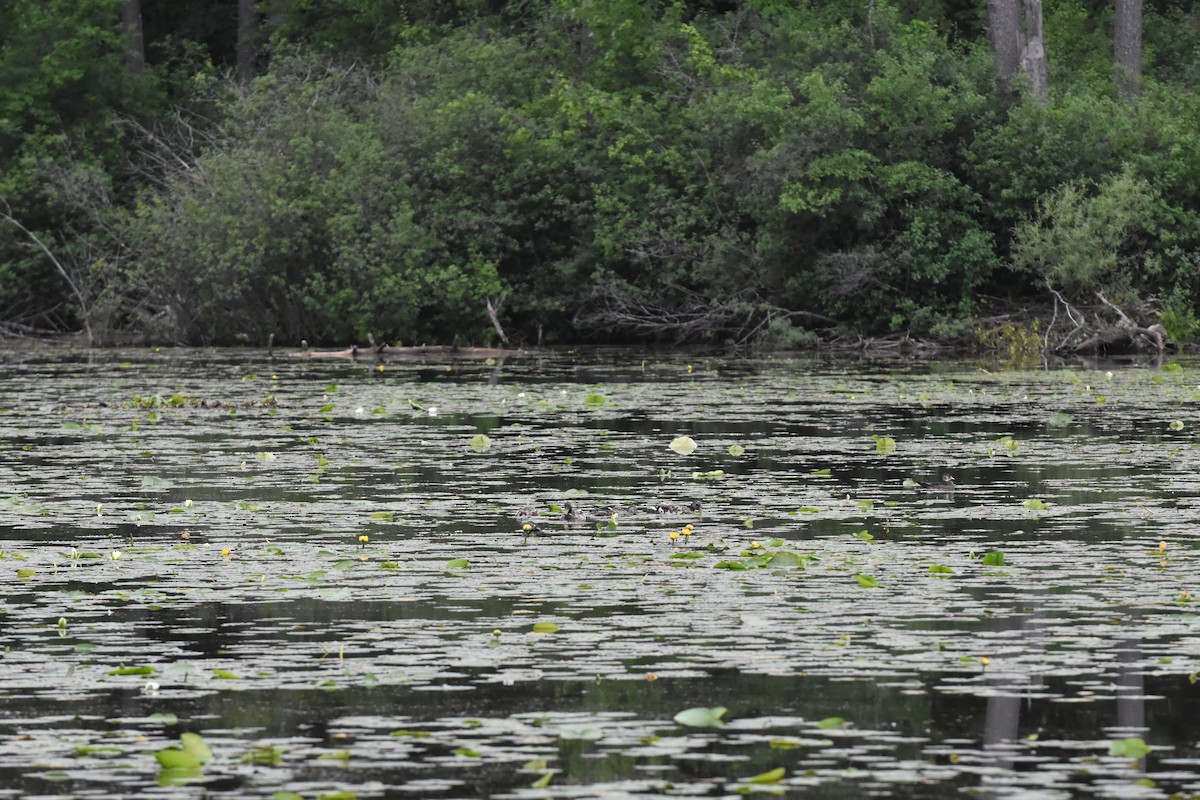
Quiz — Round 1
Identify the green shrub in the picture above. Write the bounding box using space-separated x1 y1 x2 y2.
1011 166 1157 297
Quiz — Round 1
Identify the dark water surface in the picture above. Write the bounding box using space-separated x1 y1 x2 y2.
1 346 1198 799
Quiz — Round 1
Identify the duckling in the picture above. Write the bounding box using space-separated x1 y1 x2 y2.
562 502 586 522
655 500 702 514
515 506 539 519
918 474 957 491
596 503 638 520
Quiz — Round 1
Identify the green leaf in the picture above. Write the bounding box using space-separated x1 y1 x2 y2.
584 393 606 406
765 551 807 568
1109 737 1151 759
669 435 698 455
107 665 155 676
1047 412 1073 428
744 767 786 784
180 732 213 764
470 434 493 452
728 444 745 457
768 738 804 750
854 574 879 588
982 550 1005 566
1021 498 1049 510
873 435 897 454
212 668 239 680
155 749 202 770
532 621 560 634
928 564 953 575
691 470 725 480
817 716 846 729
531 771 554 788
673 706 727 727
445 558 469 569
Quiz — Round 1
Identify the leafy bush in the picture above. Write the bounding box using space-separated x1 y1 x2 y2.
1011 166 1157 297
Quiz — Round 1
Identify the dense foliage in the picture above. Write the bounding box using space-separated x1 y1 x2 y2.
2 0 1200 346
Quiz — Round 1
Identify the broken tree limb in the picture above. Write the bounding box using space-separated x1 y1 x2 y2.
486 297 509 346
0 196 94 344
1043 289 1166 356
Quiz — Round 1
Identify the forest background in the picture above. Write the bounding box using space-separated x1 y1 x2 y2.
1 0 1198 350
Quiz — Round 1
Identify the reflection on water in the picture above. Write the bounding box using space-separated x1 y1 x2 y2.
1 347 1199 797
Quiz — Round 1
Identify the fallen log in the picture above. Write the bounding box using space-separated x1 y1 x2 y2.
1044 289 1167 356
1070 322 1165 356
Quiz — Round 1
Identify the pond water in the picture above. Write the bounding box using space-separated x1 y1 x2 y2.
1 347 1198 799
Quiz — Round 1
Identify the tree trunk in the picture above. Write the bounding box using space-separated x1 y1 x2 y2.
987 0 1048 102
1114 0 1143 99
987 0 1023 84
1021 0 1049 102
237 0 257 81
121 0 145 74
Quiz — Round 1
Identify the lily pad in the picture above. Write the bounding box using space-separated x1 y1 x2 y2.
669 435 698 456
674 706 727 727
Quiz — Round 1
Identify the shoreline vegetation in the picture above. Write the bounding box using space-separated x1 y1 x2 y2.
2 2 1199 354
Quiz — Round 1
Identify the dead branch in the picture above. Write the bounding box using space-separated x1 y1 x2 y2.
576 282 834 345
1041 287 1165 356
0 196 93 344
486 297 510 346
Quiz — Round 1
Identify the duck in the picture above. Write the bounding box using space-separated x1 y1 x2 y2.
918 474 957 491
515 506 539 519
562 502 586 522
655 500 702 514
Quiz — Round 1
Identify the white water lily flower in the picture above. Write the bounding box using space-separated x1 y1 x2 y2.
109 550 122 561
428 407 438 417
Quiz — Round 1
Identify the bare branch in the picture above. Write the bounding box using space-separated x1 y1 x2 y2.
486 297 509 346
0 196 93 344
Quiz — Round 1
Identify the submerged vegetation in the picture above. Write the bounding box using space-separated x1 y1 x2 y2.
2 1 1200 347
